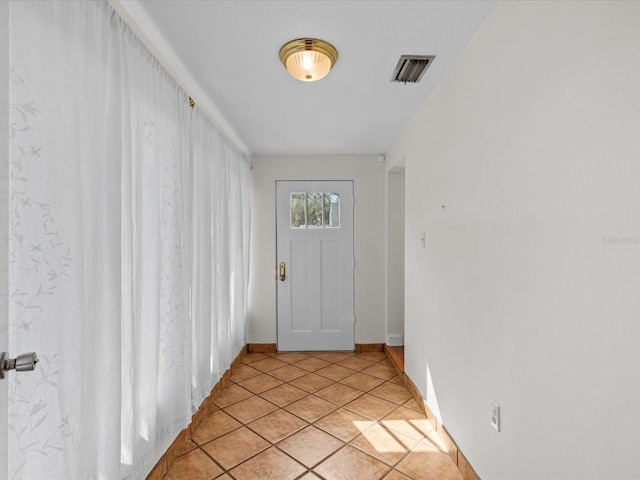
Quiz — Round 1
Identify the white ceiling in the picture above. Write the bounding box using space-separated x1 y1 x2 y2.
119 0 495 156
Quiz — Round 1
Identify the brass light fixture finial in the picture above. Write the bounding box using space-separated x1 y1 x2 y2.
279 38 338 82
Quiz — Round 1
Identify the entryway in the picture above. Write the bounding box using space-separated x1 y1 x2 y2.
276 181 355 351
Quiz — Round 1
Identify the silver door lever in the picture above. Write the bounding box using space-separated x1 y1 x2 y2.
0 352 39 379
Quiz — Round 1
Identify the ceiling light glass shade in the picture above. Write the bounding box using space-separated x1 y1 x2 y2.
279 38 338 82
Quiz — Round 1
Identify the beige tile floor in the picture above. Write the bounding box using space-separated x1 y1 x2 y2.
164 351 464 480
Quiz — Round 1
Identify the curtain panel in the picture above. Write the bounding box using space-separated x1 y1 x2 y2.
7 1 250 478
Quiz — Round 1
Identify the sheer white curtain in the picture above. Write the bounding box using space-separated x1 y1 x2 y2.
8 1 250 479
189 111 250 407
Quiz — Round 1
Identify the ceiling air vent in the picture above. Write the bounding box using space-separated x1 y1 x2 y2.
390 55 435 83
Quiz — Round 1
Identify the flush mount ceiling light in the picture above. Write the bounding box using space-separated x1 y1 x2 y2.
279 38 338 82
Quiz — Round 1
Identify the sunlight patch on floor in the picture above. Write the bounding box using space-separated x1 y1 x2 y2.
353 418 448 454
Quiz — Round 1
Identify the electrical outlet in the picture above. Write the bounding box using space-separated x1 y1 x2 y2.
490 400 500 432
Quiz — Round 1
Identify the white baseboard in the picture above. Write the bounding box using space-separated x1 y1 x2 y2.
387 334 404 346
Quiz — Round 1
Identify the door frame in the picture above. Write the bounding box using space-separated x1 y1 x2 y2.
385 167 405 347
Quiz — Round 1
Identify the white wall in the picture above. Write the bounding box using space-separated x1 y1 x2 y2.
386 169 405 344
386 2 640 479
248 155 386 345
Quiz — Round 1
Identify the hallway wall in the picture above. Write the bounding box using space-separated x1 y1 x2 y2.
386 1 640 479
248 155 386 346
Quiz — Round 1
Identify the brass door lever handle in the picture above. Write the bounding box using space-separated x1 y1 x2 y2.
279 262 286 281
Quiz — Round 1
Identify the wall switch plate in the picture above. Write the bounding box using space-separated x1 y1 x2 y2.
490 400 500 432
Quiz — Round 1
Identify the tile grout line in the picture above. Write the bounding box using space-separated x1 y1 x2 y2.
194 444 229 479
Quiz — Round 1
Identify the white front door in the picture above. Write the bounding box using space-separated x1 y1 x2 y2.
276 181 354 351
